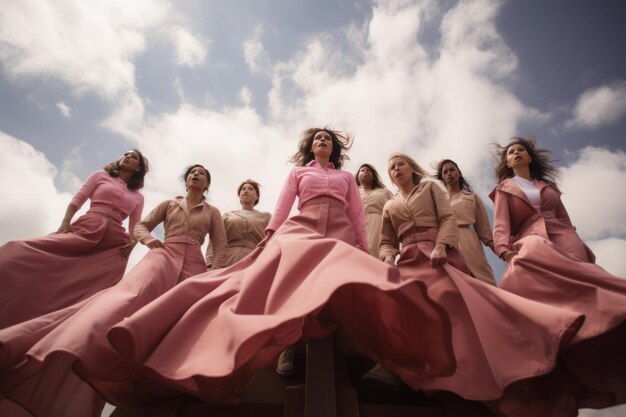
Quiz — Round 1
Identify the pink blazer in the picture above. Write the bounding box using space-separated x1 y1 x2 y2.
489 178 594 262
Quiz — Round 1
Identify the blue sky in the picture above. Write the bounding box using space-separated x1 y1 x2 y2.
1 1 625 415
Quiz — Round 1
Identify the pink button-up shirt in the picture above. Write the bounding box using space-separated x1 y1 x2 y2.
266 160 368 251
70 170 144 231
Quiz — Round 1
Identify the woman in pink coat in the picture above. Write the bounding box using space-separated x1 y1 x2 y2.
0 149 148 329
489 136 626 416
0 164 228 417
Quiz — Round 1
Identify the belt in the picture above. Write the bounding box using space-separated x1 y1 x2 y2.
164 235 201 245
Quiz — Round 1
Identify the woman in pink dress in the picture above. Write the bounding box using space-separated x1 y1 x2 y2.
205 179 271 268
0 149 148 329
488 137 626 416
355 163 393 258
435 159 497 286
360 152 583 406
0 164 228 417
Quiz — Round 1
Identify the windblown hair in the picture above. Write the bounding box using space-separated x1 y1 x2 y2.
387 152 430 187
435 159 473 192
238 179 261 206
354 163 386 189
103 149 149 191
494 136 560 189
181 164 211 200
289 127 352 170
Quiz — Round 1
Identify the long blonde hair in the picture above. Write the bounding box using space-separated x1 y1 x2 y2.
387 152 430 187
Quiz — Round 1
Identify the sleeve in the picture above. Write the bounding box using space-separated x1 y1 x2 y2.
266 169 298 232
473 193 494 246
134 200 170 245
127 193 144 239
430 183 459 248
205 213 228 267
491 188 513 257
346 176 368 252
208 207 228 270
69 171 104 209
378 203 399 261
553 190 575 228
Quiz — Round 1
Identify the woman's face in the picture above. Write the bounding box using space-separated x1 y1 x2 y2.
119 151 141 172
311 130 333 159
358 166 373 187
389 156 413 188
239 183 258 206
506 143 532 170
441 162 460 187
187 166 209 192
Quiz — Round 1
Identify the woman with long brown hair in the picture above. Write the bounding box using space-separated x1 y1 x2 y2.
355 163 393 258
0 149 148 329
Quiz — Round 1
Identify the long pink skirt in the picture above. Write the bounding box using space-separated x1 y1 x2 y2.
0 236 207 417
0 208 130 329
492 224 626 416
107 198 581 405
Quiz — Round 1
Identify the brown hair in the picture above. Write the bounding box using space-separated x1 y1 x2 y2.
238 179 261 206
181 164 211 200
289 127 352 169
354 163 386 189
435 159 473 192
103 149 149 191
494 136 560 189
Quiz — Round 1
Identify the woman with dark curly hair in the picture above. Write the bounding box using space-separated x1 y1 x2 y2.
435 159 496 285
355 163 393 258
489 136 626 416
0 149 148 329
0 163 228 417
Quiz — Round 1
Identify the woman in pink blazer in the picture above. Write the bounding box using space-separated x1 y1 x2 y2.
490 136 626 416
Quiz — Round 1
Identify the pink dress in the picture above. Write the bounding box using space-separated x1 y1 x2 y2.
0 170 144 329
379 181 583 402
0 197 227 417
488 178 626 416
359 186 393 258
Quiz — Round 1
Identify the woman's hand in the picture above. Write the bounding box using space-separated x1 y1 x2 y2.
383 255 395 265
56 222 72 234
119 241 137 258
430 243 448 268
501 250 517 262
144 238 164 249
257 230 275 248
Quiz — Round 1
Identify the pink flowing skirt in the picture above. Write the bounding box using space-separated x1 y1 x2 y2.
492 222 626 416
107 198 581 405
0 208 130 329
0 236 207 417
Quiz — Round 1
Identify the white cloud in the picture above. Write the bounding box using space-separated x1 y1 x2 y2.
168 26 208 68
240 86 252 107
566 80 626 129
580 404 626 417
243 25 271 74
56 101 72 118
0 132 72 244
585 238 626 278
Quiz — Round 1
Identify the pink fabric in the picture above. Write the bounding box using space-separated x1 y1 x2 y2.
489 179 626 415
0 199 216 417
0 171 143 329
70 170 144 232
266 161 367 251
105 197 453 403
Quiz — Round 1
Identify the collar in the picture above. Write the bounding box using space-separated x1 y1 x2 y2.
306 160 336 169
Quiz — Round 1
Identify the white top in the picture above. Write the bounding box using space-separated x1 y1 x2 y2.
513 176 541 211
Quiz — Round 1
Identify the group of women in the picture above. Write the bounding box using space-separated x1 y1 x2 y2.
0 129 624 417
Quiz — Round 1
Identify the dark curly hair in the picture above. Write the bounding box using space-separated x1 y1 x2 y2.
494 136 560 189
435 159 473 192
289 127 352 170
181 164 211 200
103 149 148 191
237 179 261 206
354 163 386 189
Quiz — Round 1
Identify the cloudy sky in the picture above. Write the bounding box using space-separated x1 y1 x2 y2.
1 0 625 415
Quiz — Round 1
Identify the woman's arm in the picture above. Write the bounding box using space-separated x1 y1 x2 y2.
473 193 496 253
134 200 170 249
492 188 515 261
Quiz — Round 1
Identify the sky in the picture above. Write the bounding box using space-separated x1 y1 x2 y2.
1 0 625 414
